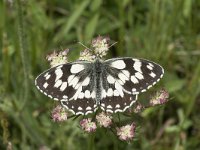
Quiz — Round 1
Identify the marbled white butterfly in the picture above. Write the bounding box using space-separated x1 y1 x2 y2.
35 57 164 115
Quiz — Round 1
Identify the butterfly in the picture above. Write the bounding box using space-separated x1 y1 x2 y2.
35 57 164 115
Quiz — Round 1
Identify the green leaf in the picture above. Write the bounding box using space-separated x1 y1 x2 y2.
164 72 185 93
165 125 180 133
90 0 102 11
183 0 192 18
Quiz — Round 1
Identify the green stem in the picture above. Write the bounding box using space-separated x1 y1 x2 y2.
186 60 200 117
16 0 29 111
88 133 95 150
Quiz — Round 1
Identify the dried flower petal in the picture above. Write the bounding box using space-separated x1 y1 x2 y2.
7 142 12 150
96 112 112 128
60 49 69 56
51 105 68 122
116 123 136 141
80 118 97 133
46 49 69 67
150 89 169 106
132 103 145 113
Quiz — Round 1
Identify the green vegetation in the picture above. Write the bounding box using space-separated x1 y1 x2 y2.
1 0 200 149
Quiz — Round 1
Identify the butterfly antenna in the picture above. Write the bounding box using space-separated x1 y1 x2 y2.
78 42 92 51
108 41 118 49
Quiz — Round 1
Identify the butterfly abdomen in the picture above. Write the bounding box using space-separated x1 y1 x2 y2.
93 59 104 104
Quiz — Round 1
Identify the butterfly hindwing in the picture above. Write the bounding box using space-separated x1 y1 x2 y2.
100 94 138 113
99 68 138 113
100 74 138 113
61 97 97 115
61 69 98 115
105 57 164 94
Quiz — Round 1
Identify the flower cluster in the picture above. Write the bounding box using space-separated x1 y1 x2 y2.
91 36 110 58
46 49 69 67
51 105 68 122
79 49 96 61
80 118 97 133
96 112 112 128
79 112 137 141
116 123 136 141
149 88 169 106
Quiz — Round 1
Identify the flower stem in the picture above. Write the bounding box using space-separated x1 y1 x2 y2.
16 0 29 111
88 133 95 150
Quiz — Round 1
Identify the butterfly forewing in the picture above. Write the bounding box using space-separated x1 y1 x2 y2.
35 61 98 115
104 57 164 94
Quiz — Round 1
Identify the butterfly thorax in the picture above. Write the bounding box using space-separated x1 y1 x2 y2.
93 59 104 104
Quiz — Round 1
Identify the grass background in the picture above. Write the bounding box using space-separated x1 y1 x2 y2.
1 0 200 149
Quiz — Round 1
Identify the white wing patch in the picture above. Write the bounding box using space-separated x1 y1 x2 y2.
84 90 90 98
131 75 139 84
118 72 129 83
69 76 79 88
114 82 124 97
54 79 62 88
149 72 156 78
55 68 63 81
43 82 48 88
107 75 115 84
121 70 130 78
60 82 67 91
135 72 144 80
111 60 126 69
70 64 85 73
133 61 142 73
107 88 113 97
82 77 90 86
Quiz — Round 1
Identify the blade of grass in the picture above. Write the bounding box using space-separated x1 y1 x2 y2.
84 13 99 41
54 0 91 42
16 0 30 111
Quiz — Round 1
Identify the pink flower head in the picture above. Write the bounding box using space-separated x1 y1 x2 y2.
80 118 97 133
46 49 69 67
91 36 110 58
79 49 96 61
96 112 112 128
51 105 68 122
150 89 169 106
116 123 136 141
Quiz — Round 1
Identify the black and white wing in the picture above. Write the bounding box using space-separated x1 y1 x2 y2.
35 61 97 115
99 57 164 113
104 57 164 94
100 73 138 113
